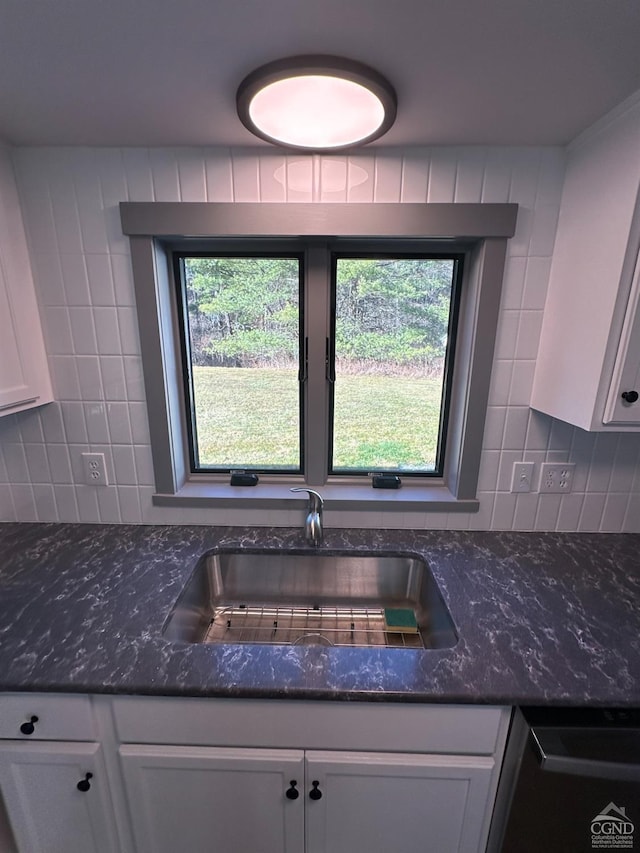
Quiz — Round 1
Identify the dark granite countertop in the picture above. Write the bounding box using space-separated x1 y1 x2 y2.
0 523 638 707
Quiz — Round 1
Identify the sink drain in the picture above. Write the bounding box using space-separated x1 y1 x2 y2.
292 633 334 646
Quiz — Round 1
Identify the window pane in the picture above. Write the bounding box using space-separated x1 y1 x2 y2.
180 256 302 471
331 256 458 475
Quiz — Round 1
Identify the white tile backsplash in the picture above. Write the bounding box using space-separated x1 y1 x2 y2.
491 492 517 529
0 144 638 531
117 484 142 523
69 307 97 355
399 151 429 202
60 402 88 443
53 483 79 519
32 251 66 306
454 149 486 203
77 356 104 400
113 445 137 485
502 407 530 450
204 155 234 202
43 307 74 355
11 484 37 520
426 149 458 203
508 361 536 407
61 253 91 305
18 410 44 444
556 492 585 531
24 443 51 482
46 444 73 484
41 404 66 444
94 307 121 354
86 253 116 305
511 492 538 530
535 493 563 530
515 311 544 360
480 149 512 203
373 157 403 202
488 360 514 406
5 445 29 482
579 493 609 531
32 484 57 521
100 357 127 401
107 402 133 445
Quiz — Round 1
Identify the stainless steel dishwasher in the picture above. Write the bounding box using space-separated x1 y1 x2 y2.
487 707 640 853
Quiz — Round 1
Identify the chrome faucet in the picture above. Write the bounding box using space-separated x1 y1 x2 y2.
290 488 324 546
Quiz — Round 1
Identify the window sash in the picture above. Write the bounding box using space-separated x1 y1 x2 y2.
173 251 305 475
328 252 464 478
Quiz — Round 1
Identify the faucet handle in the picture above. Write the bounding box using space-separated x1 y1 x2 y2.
290 487 324 510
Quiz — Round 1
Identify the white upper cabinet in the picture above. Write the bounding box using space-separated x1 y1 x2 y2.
531 92 640 430
0 145 53 417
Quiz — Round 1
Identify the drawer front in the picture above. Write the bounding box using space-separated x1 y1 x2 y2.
0 693 95 741
112 696 508 755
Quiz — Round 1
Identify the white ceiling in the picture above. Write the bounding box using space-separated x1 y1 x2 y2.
1 0 640 149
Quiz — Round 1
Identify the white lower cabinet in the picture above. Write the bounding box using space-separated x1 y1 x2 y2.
120 746 305 853
0 694 119 853
119 745 494 853
306 751 494 853
113 697 509 853
0 694 510 853
0 742 117 853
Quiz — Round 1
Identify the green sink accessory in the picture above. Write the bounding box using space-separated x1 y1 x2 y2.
384 608 418 634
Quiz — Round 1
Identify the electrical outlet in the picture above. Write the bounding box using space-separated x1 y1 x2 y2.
539 463 575 493
511 461 535 493
81 452 108 486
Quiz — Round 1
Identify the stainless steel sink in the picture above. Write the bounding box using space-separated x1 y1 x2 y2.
162 550 458 649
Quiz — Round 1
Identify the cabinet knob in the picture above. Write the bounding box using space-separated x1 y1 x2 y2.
285 780 300 800
309 780 323 800
621 390 639 404
19 715 39 736
76 772 93 793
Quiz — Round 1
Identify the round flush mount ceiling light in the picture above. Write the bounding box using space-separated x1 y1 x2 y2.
236 55 397 151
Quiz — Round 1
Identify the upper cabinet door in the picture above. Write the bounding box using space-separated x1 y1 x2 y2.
531 93 640 431
0 147 53 416
604 249 640 424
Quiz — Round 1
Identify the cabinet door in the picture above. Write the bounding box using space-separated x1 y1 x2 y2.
0 741 117 853
604 249 640 424
0 149 53 416
119 745 304 853
305 751 495 853
0 273 43 413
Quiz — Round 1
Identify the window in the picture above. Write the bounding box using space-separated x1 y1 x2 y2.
121 202 517 511
174 246 463 482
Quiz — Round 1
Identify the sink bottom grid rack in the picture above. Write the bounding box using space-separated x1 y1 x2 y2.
204 603 425 648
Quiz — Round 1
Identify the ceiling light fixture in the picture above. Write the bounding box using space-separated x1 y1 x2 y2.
236 55 397 151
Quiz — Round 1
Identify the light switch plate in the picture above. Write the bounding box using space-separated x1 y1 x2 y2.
511 462 535 493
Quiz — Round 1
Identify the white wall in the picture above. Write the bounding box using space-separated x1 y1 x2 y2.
0 145 639 531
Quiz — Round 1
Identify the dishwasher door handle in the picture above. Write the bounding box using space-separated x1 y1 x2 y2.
531 727 640 782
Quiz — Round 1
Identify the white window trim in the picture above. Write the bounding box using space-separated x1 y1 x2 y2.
120 202 517 512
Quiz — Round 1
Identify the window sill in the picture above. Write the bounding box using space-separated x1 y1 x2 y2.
152 480 479 513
